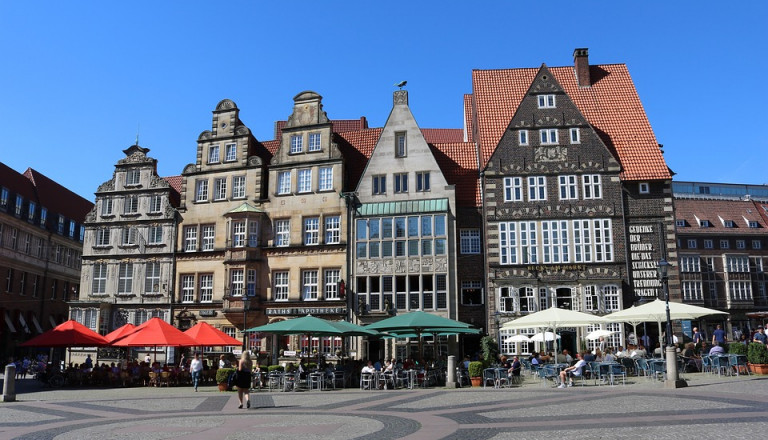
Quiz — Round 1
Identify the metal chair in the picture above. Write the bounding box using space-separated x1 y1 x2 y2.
267 372 283 391
609 364 627 386
309 372 324 391
634 358 651 379
360 372 375 390
482 368 497 388
729 354 750 376
701 355 712 374
711 355 731 376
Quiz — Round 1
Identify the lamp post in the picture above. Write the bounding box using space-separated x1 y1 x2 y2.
242 297 251 352
657 258 686 388
494 311 502 356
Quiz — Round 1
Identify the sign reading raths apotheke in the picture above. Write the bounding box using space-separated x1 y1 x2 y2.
266 307 346 316
628 224 662 297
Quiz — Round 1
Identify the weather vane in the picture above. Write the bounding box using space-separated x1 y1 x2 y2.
395 80 407 90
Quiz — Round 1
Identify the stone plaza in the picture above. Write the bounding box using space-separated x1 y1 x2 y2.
3 372 768 440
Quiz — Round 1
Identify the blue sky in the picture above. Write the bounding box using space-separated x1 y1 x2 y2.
1 1 766 200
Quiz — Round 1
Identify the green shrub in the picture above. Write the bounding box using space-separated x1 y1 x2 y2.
480 336 498 364
267 365 284 373
748 342 768 364
729 342 747 355
468 361 484 378
215 367 235 384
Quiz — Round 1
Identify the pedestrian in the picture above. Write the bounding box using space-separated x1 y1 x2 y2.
712 324 727 346
190 353 203 392
236 351 253 409
692 327 703 344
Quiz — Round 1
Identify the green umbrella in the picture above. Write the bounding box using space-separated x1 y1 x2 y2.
245 315 346 336
327 320 381 336
365 312 475 363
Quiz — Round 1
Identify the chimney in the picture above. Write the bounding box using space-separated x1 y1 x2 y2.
573 48 591 87
394 90 408 106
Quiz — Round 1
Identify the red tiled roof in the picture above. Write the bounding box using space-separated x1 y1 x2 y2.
259 139 280 156
422 129 464 144
22 168 93 221
674 199 767 234
334 128 383 191
431 142 480 207
471 64 671 181
162 175 183 207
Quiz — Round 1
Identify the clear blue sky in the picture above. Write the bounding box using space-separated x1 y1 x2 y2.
1 1 766 200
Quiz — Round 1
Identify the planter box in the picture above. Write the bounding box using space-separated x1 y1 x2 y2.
749 363 768 375
470 377 482 387
218 383 229 391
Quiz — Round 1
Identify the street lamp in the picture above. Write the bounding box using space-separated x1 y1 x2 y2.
656 258 686 388
242 297 251 352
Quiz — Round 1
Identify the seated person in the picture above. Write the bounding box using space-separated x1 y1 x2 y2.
583 351 596 362
530 352 540 366
361 360 375 374
630 344 647 359
500 356 511 369
462 356 470 370
603 348 616 363
698 341 710 356
508 356 521 377
709 342 725 355
681 342 701 372
558 353 586 388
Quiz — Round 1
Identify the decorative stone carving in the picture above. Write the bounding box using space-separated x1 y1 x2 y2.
236 125 250 135
247 156 262 166
393 90 408 105
97 180 115 192
198 130 212 140
434 257 448 272
216 99 237 111
182 164 197 174
535 146 567 162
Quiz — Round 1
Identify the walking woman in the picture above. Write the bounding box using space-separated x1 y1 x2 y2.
236 351 253 409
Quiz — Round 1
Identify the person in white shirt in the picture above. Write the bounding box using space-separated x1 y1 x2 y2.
190 353 203 392
361 360 375 374
558 353 586 388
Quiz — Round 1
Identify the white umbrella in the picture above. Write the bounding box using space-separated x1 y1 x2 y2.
585 329 616 340
604 299 728 344
504 334 532 343
530 331 560 342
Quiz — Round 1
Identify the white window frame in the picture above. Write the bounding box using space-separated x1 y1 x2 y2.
181 275 195 303
639 182 650 194
395 131 407 157
324 269 340 300
308 133 321 152
704 239 714 249
504 177 523 202
682 281 703 301
213 178 227 201
603 285 620 312
558 175 578 200
290 135 303 154
200 274 213 302
537 94 556 108
232 176 246 199
539 128 558 144
123 196 138 214
92 263 107 295
394 173 408 193
230 269 244 296
126 169 141 186
324 216 340 244
736 240 746 249
527 176 547 201
302 270 319 301
726 255 749 273
298 169 312 193
499 287 515 313
277 171 291 195
224 143 237 162
519 130 528 146
101 198 113 216
304 217 319 245
121 227 137 245
144 262 161 294
273 272 289 301
582 174 602 200
753 240 762 250
117 263 133 295
318 167 333 191
720 240 730 249
149 195 162 213
679 255 701 272
232 221 246 248
148 225 163 244
208 145 220 164
183 226 198 252
569 127 580 144
195 180 209 202
96 228 111 246
275 220 290 247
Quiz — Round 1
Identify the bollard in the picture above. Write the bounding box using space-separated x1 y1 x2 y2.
446 355 457 388
2 364 16 402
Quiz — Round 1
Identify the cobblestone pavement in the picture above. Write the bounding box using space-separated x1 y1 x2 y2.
3 372 768 440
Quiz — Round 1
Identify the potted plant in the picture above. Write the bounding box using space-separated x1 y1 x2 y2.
216 367 235 391
729 342 747 356
748 343 768 374
468 361 484 387
480 336 499 364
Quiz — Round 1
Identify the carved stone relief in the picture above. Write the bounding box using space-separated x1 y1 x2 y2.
535 146 567 162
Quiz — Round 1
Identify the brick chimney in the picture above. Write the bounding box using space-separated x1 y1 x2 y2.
573 48 591 87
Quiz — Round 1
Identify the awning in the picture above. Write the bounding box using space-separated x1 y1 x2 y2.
49 316 58 329
19 314 31 334
4 311 17 333
357 198 448 216
31 315 44 334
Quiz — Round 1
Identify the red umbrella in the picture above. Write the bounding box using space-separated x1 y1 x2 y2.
183 322 242 346
19 320 109 347
104 323 136 343
111 318 197 347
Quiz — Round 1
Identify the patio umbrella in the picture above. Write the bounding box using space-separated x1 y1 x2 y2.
104 323 136 343
530 331 560 342
604 299 728 345
20 320 109 347
184 322 242 346
111 318 198 347
326 320 381 337
246 315 347 336
504 334 532 343
585 329 616 340
365 311 475 363
502 306 607 361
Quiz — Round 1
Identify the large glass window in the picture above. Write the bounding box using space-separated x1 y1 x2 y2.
275 220 290 247
319 167 333 191
200 274 213 302
230 269 244 296
144 262 161 294
202 225 215 251
277 171 291 195
92 263 107 294
355 214 447 259
304 217 319 245
181 275 195 302
582 175 602 199
308 133 321 152
325 216 340 244
290 135 303 154
302 270 318 300
504 177 523 202
117 263 133 295
460 229 481 254
500 219 614 265
232 176 246 199
559 175 578 200
232 221 246 247
298 169 312 193
527 176 547 201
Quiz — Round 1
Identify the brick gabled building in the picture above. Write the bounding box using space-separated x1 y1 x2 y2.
1 162 92 362
471 49 676 355
673 182 768 339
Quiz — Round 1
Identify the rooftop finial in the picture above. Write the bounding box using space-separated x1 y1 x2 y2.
135 123 140 146
395 80 407 90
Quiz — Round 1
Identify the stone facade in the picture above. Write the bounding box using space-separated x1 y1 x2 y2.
175 99 270 350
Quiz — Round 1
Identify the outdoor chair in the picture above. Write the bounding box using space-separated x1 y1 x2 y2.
456 368 471 387
537 365 559 387
360 372 375 390
333 371 346 388
267 372 283 391
308 372 324 391
711 355 731 376
729 354 750 376
496 370 510 388
609 364 627 386
701 355 712 374
620 357 636 376
147 371 159 387
634 358 651 379
396 370 412 389
648 360 666 380
159 371 171 387
482 368 497 388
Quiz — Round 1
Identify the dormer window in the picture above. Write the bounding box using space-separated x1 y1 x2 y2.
290 135 303 154
699 220 711 228
675 220 686 227
395 132 407 157
723 220 734 228
537 94 556 108
749 221 759 228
